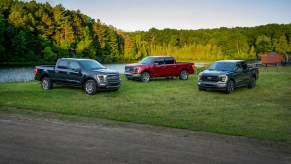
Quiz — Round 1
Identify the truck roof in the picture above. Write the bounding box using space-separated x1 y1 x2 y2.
59 58 92 61
146 56 174 58
217 60 245 63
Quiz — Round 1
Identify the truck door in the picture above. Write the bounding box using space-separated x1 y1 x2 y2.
54 60 69 83
66 61 83 85
234 62 248 86
241 62 250 85
152 58 166 77
164 57 176 76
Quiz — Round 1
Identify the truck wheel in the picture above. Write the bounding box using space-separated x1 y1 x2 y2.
41 77 53 90
140 72 150 82
225 80 234 94
179 70 188 80
84 80 97 95
248 76 256 88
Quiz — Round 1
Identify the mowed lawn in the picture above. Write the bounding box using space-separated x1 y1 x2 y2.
0 66 290 142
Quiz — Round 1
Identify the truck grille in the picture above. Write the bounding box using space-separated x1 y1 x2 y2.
125 67 133 72
107 74 119 81
201 75 219 82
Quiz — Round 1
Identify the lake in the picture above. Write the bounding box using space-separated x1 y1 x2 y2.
0 63 209 83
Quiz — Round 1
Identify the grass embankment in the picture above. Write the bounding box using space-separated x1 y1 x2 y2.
0 66 290 142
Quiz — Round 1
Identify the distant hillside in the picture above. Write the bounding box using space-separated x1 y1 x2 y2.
0 0 290 63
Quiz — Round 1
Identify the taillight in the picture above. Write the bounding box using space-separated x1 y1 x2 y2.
34 68 38 75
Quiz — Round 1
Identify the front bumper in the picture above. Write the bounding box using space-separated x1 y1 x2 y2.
124 72 141 79
97 80 121 89
197 81 227 90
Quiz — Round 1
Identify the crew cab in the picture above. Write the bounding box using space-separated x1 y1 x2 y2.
34 58 121 95
197 60 259 94
124 56 195 82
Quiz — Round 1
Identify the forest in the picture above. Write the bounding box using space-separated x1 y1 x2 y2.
0 0 291 64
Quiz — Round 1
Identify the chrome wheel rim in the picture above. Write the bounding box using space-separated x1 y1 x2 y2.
181 70 188 80
141 72 150 82
42 79 49 90
228 81 234 93
85 81 94 94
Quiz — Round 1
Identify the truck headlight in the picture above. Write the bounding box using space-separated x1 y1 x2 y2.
219 75 228 82
97 75 107 81
133 67 140 73
198 73 202 81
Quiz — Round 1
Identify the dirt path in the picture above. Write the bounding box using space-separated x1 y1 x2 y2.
0 107 290 164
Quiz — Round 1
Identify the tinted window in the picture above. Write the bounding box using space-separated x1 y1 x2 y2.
155 58 165 66
139 57 156 64
208 62 235 71
165 57 174 64
79 60 105 70
58 60 68 69
69 62 80 70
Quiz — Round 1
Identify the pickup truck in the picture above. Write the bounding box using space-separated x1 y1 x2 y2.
197 60 259 94
124 56 195 82
34 58 121 95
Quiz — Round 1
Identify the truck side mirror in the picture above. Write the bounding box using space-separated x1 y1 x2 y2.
154 63 159 67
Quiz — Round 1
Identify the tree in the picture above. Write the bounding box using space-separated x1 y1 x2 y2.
273 35 289 55
0 13 5 55
255 35 273 54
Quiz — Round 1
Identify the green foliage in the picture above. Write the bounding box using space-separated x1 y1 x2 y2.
0 0 290 63
0 0 122 63
0 13 5 54
43 46 56 61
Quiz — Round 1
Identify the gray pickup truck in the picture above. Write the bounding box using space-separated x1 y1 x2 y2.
34 58 121 95
197 60 259 94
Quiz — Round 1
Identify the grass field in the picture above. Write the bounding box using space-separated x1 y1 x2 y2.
0 66 290 142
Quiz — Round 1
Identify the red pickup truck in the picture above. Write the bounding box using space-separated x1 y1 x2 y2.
124 56 195 82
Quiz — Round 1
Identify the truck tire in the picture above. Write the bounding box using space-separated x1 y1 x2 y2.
41 77 53 90
84 80 97 95
140 72 150 82
225 80 234 94
248 76 256 88
179 70 188 80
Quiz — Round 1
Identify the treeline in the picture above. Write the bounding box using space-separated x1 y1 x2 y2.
125 25 291 61
0 0 291 64
0 0 124 63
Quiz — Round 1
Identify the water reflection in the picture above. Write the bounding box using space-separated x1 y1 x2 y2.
0 64 126 83
0 63 208 83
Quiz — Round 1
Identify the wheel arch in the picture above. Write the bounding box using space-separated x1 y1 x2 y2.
81 77 97 87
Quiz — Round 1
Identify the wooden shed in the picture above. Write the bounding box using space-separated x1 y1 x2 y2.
260 52 283 65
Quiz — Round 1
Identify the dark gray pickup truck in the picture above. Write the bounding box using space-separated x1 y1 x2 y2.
197 60 259 94
34 58 121 95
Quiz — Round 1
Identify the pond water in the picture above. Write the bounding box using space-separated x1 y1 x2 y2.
0 62 208 83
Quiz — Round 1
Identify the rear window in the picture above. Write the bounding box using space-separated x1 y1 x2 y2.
58 60 68 69
165 57 174 64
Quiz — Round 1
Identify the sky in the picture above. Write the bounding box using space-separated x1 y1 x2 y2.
23 0 291 32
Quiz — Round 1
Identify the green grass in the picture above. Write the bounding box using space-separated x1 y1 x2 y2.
0 66 291 142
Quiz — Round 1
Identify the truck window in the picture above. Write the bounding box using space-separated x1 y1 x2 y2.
69 61 80 70
58 60 68 69
236 63 243 72
165 57 174 64
155 58 165 66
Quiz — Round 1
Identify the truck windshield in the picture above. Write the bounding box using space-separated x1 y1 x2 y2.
139 57 156 64
208 62 235 71
79 60 105 70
